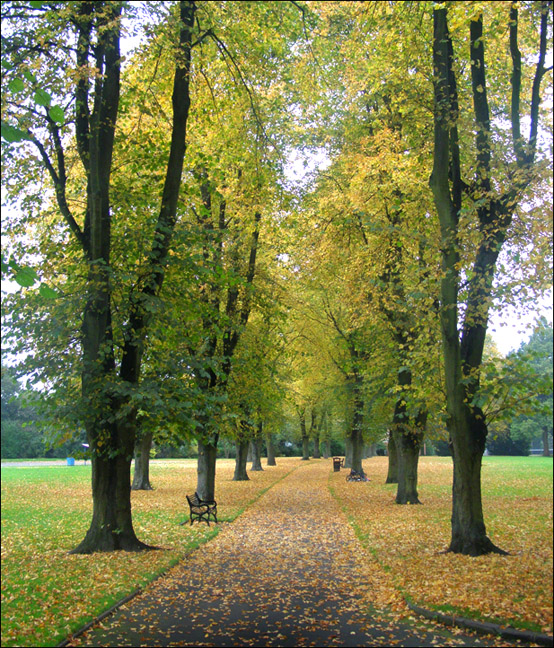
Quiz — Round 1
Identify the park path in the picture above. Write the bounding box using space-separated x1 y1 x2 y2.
69 461 510 647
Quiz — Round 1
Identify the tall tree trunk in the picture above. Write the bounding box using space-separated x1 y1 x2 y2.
394 426 423 505
250 423 263 471
233 439 249 481
542 429 551 457
132 429 153 491
344 435 353 468
386 430 398 483
321 409 331 459
390 369 425 504
427 4 552 554
366 443 376 458
72 413 149 553
197 437 218 501
348 374 365 474
299 408 310 460
65 1 197 554
266 433 276 466
301 434 310 460
313 432 321 458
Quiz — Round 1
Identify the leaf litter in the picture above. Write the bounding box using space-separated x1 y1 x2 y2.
67 459 547 647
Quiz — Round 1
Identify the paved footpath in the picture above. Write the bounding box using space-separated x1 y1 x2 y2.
69 462 527 647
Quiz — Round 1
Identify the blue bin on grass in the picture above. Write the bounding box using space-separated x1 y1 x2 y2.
66 457 75 466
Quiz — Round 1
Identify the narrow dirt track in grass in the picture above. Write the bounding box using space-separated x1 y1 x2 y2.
69 461 525 647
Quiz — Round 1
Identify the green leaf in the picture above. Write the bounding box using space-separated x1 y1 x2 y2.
23 69 37 83
29 1 48 7
34 88 51 107
14 266 39 288
8 78 25 93
39 283 58 299
1 122 31 143
48 105 65 124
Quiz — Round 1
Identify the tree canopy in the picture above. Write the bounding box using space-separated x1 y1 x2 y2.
1 0 552 556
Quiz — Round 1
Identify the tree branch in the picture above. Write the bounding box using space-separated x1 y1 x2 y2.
30 134 87 252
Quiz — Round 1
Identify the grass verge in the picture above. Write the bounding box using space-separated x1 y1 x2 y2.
1 457 298 647
328 455 553 636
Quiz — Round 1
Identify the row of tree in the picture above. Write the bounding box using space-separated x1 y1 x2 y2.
1 1 552 556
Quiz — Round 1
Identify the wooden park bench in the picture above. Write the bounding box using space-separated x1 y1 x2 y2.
332 456 345 471
182 492 218 526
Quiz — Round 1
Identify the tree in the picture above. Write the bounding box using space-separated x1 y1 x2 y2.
2 1 196 552
429 2 552 555
0 366 42 459
507 320 553 456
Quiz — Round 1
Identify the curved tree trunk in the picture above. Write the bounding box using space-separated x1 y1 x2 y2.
265 433 276 466
233 439 249 481
132 429 153 491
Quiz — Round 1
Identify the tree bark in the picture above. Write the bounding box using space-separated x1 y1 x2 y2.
65 1 194 553
250 424 263 471
394 426 423 505
233 439 250 481
390 367 425 504
132 428 153 491
265 433 276 465
299 408 310 460
310 408 321 458
320 409 331 459
542 429 551 457
312 432 321 458
71 411 151 553
348 374 365 475
197 437 218 501
301 434 310 460
344 435 353 469
365 444 376 458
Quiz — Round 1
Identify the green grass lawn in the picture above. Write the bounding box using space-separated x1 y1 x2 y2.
1 455 552 646
331 455 553 635
1 457 299 648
